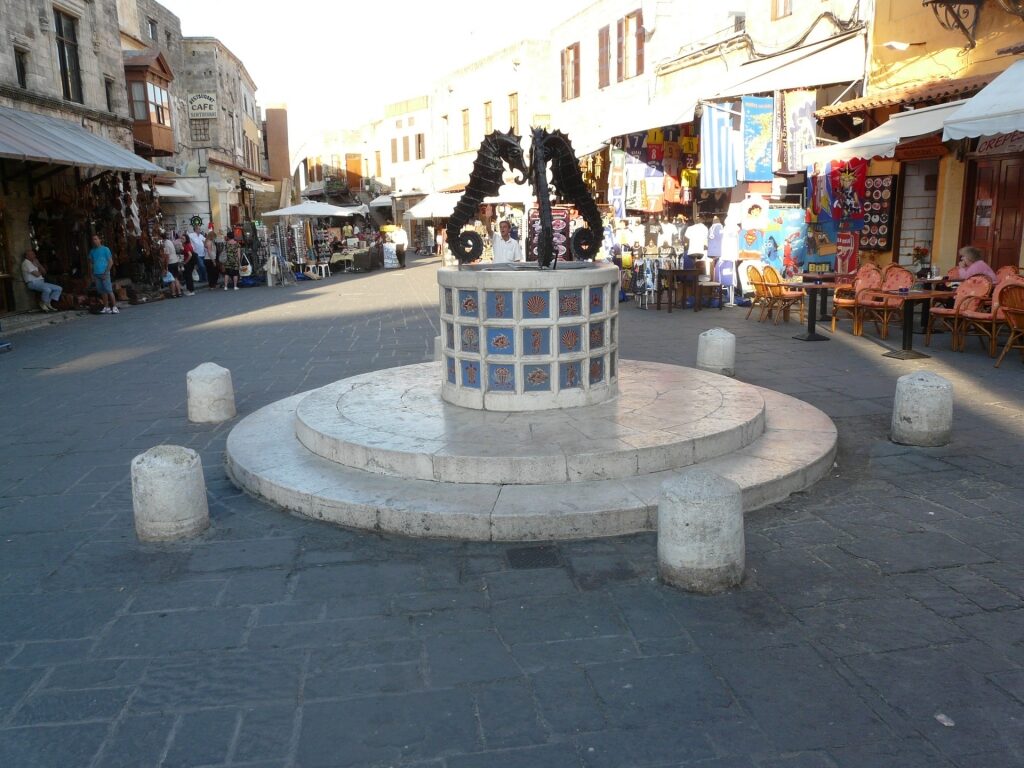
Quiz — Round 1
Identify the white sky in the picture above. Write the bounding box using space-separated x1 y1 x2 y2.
161 0 586 160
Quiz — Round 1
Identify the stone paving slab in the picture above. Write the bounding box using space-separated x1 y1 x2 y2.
0 252 1022 767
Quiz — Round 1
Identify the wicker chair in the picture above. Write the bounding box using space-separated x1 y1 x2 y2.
856 265 915 340
995 284 1024 367
961 275 1024 357
761 265 805 325
995 265 1022 284
745 264 775 322
925 275 993 351
832 267 882 335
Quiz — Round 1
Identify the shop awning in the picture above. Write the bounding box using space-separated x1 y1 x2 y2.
943 60 1024 140
149 183 194 200
245 179 275 193
368 195 393 207
804 100 968 165
483 184 532 205
817 71 996 118
0 104 164 173
403 192 460 219
712 32 866 98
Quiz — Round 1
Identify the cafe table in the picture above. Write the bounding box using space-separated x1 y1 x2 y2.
655 267 702 313
800 272 853 316
793 282 835 342
881 289 951 359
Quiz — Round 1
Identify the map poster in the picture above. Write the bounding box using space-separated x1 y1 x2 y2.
740 96 775 181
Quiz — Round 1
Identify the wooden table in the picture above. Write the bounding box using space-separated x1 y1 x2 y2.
800 272 853 316
656 268 701 313
793 282 836 342
881 290 951 359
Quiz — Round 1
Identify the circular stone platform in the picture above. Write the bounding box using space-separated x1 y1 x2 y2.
294 362 765 485
226 361 838 541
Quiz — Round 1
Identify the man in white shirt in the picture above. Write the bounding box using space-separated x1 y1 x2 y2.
21 249 62 311
391 226 409 268
187 225 208 285
492 220 523 264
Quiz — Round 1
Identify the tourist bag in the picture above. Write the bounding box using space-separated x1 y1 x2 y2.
239 253 253 277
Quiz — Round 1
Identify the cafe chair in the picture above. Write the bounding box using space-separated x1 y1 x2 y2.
856 265 914 340
995 265 1022 284
832 266 882 335
995 284 1024 367
961 276 1024 357
833 262 879 297
926 275 993 351
745 264 775 322
761 265 805 325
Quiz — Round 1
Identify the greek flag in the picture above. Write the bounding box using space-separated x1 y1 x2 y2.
700 102 737 189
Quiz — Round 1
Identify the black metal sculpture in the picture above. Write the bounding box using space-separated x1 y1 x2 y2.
447 127 603 268
446 128 527 264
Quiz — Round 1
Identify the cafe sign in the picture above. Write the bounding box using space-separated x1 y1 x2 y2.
975 131 1024 156
188 93 217 119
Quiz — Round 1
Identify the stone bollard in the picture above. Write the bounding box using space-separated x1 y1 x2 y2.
658 468 744 594
891 371 952 446
131 445 209 541
696 328 736 377
187 363 236 423
433 335 442 362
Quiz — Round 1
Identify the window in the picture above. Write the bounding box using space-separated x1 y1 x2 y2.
147 82 170 125
616 9 644 82
390 137 398 164
53 10 83 103
462 108 470 151
395 119 402 128
441 114 449 154
561 42 580 101
14 49 28 89
484 101 493 134
402 135 410 162
104 78 114 112
147 18 158 40
415 133 425 160
190 119 210 142
597 26 610 88
508 93 519 135
408 116 415 127
375 150 382 177
772 0 792 19
130 81 146 120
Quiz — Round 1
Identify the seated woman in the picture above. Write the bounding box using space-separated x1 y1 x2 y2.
951 246 996 282
21 249 62 311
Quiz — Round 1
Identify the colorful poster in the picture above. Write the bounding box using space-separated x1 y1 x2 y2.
835 229 859 274
781 90 817 173
740 96 775 182
736 197 807 275
829 159 868 226
608 149 626 219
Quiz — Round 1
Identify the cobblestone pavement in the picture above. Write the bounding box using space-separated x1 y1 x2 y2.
1 253 1023 768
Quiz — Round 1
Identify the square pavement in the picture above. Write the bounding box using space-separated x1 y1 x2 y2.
1 254 1022 767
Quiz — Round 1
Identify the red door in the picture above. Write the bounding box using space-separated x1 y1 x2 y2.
964 157 1024 270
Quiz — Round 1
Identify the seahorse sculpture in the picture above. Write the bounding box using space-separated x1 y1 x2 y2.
447 128 528 264
529 127 603 268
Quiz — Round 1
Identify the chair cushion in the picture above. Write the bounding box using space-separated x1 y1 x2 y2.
929 307 956 317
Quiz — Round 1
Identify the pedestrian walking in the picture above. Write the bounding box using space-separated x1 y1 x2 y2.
89 233 119 314
181 237 197 295
187 225 208 285
223 233 241 290
204 227 219 289
161 231 183 298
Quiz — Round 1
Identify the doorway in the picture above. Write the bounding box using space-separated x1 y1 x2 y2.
962 156 1023 270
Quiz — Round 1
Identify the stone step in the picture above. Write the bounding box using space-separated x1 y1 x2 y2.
293 361 766 485
226 382 836 542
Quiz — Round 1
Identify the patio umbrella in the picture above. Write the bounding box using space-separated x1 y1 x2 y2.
263 201 369 217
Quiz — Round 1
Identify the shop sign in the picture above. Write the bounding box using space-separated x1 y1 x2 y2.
975 131 1024 156
188 93 217 119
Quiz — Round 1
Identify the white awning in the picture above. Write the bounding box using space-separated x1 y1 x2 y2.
403 192 460 219
483 184 532 205
713 32 866 98
245 179 275 193
804 100 968 165
368 195 393 207
943 60 1024 140
0 104 164 173
149 183 194 200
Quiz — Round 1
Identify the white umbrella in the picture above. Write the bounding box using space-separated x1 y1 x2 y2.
263 201 368 217
403 192 460 219
368 195 393 207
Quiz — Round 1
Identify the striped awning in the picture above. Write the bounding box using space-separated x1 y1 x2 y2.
0 104 164 173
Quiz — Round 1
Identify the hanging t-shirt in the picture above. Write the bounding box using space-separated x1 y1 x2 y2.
685 223 709 255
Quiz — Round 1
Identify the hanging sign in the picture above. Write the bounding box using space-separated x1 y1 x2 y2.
188 93 217 119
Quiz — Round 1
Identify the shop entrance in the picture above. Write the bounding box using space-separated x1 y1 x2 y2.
963 156 1023 270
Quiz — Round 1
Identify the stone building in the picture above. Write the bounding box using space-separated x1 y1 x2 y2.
1 0 163 316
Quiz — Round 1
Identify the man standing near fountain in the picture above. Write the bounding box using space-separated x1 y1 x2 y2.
492 220 523 264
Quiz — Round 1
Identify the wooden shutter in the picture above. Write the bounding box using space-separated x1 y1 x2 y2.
616 18 625 82
598 26 609 88
635 10 644 76
560 48 567 102
572 44 580 98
